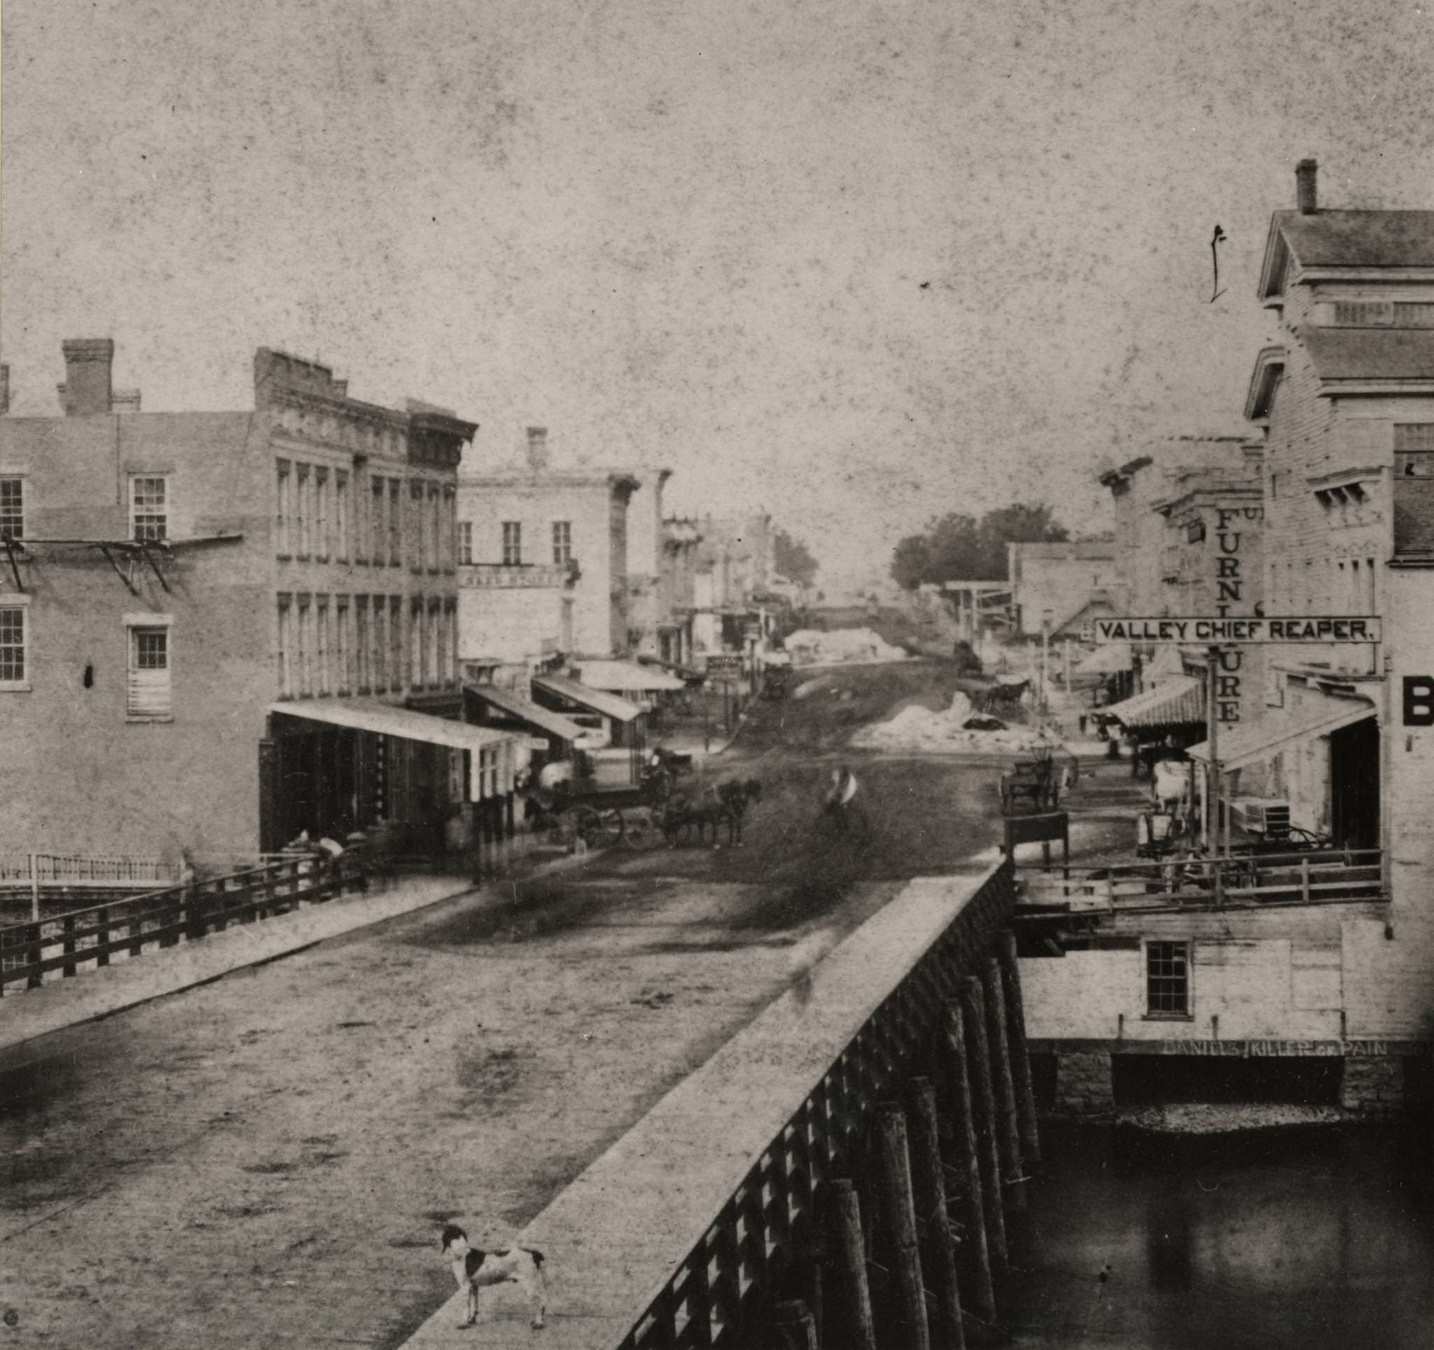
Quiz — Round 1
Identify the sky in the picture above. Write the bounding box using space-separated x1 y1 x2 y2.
3 0 1433 593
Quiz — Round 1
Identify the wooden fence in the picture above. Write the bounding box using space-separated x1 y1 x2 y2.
0 853 369 995
616 859 1022 1350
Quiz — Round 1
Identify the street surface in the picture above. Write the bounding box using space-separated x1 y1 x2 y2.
0 659 1016 1348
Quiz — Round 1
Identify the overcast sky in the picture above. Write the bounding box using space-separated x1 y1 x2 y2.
4 0 1432 590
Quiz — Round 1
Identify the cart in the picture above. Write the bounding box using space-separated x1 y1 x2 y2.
524 760 674 850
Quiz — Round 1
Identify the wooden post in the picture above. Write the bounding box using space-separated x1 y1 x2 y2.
96 906 110 967
829 1180 877 1350
772 1300 819 1350
62 915 77 977
945 1005 996 1322
997 932 1041 1167
959 977 1007 1279
983 958 1025 1211
26 922 43 989
876 1103 931 1350
28 851 40 923
909 1078 965 1350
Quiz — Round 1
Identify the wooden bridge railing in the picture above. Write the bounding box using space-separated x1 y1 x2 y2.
0 853 369 994
616 859 1017 1350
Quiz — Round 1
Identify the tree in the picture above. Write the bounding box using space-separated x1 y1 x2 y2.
773 529 819 588
889 502 1069 589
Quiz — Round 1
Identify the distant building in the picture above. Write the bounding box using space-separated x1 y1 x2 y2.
0 342 520 863
1007 538 1119 637
455 427 642 670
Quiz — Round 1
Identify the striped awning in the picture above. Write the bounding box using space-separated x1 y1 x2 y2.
1099 675 1204 729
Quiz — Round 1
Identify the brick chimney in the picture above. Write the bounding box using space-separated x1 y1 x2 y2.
1296 158 1318 214
526 426 549 471
58 338 115 415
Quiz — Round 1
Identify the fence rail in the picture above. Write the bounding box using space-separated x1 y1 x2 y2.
0 854 368 994
617 859 1017 1350
1017 847 1384 913
0 852 181 891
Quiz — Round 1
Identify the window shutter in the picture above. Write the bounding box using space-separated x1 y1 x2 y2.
127 663 171 718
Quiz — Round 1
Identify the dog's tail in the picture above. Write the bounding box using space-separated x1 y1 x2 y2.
522 1246 546 1268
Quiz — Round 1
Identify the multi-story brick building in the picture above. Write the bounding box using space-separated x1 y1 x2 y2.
1023 162 1434 1119
1007 538 1119 637
0 341 518 864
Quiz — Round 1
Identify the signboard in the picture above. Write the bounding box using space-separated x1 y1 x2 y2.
704 654 744 672
1081 616 1382 645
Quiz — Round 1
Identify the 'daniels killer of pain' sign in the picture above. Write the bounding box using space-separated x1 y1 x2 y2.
1082 616 1383 644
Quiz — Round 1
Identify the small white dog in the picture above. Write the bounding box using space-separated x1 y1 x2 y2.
440 1223 547 1330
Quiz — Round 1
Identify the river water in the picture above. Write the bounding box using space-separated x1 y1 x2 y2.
1007 1124 1434 1349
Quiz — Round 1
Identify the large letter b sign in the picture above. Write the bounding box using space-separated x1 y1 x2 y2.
1405 677 1434 727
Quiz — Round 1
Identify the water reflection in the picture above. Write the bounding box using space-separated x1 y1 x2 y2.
1009 1125 1434 1349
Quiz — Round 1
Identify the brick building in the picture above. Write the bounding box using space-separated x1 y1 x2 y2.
1007 538 1119 637
0 341 519 865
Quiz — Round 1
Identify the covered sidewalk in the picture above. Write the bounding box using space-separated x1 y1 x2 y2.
464 682 587 747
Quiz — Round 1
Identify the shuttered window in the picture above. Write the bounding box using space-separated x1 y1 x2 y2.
127 621 172 720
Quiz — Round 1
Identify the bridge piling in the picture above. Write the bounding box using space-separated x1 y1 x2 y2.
998 931 1042 1167
829 1179 878 1350
909 1077 966 1350
944 1002 997 1324
959 977 1008 1281
983 957 1027 1213
875 1103 932 1350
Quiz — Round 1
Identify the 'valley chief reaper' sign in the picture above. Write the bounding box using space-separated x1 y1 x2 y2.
1081 616 1383 644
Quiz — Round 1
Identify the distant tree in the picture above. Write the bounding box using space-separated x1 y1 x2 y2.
890 502 1068 589
773 529 819 587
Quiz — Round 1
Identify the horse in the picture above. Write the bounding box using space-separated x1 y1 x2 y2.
716 779 763 845
660 790 727 848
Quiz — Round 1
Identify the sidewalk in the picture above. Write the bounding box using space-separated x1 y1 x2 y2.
0 851 590 1056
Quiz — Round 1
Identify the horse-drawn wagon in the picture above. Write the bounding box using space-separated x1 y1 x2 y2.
524 751 688 850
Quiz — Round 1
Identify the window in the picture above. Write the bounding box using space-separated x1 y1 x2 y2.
353 467 368 563
0 601 27 688
1332 300 1394 327
428 598 442 684
277 596 292 696
458 520 474 565
295 466 310 556
502 521 523 565
370 595 386 691
275 461 291 556
1146 941 1190 1017
1 476 25 542
334 598 350 693
130 476 168 542
442 488 456 570
315 468 330 560
316 597 330 695
296 597 312 697
552 520 572 565
388 596 403 687
411 598 425 687
372 477 386 563
1395 302 1434 328
427 486 441 571
411 482 426 573
126 618 172 720
388 480 402 566
355 596 369 691
335 471 350 561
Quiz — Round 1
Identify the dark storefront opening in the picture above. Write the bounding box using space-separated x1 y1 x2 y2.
1329 715 1379 850
1113 1054 1342 1106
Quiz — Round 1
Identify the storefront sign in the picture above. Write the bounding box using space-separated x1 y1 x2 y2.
1082 616 1382 645
1404 676 1434 727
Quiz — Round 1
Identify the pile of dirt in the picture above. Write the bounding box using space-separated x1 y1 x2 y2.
784 627 909 667
852 691 1065 755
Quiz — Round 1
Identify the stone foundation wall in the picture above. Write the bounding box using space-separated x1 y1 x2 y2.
1052 1050 1115 1120
1340 1056 1406 1119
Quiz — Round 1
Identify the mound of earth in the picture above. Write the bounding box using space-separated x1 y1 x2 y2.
852 690 1064 754
784 626 909 666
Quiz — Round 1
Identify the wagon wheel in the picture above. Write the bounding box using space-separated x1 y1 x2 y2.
575 805 624 848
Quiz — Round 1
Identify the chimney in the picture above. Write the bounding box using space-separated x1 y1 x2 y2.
0 364 9 416
58 338 115 415
526 426 549 471
1296 158 1318 214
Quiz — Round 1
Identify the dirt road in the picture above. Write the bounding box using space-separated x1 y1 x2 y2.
0 660 1012 1348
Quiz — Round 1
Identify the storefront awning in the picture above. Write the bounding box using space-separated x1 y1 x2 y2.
1099 675 1204 729
465 684 586 742
269 698 515 753
573 659 687 693
1187 699 1375 771
532 674 642 724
